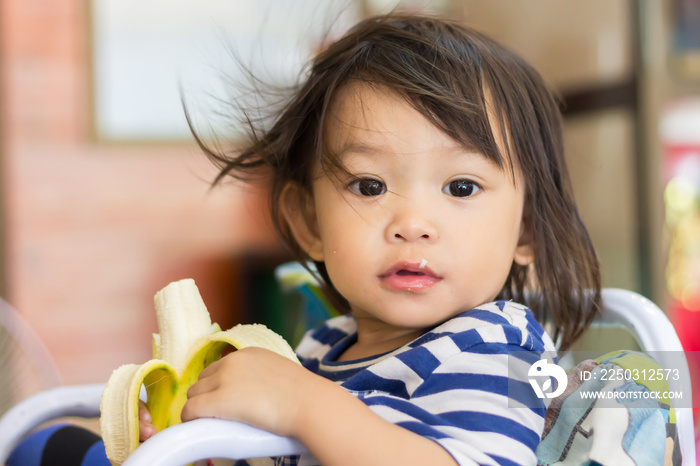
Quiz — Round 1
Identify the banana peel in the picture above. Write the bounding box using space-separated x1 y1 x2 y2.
99 278 299 465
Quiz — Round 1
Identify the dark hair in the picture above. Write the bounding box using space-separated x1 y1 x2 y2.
195 13 601 351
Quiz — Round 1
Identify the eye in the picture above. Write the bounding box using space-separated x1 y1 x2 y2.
349 178 386 197
443 179 481 198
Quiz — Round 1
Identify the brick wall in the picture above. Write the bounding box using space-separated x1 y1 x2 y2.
0 0 281 390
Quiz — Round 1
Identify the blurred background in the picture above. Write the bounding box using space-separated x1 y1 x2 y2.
1 0 699 432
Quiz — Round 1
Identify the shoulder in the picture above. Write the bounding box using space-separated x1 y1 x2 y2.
294 314 356 359
355 302 552 463
408 300 556 361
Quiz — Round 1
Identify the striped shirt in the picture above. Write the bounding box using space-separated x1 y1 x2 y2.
260 300 556 466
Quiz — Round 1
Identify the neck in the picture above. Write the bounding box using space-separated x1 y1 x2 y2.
337 314 425 361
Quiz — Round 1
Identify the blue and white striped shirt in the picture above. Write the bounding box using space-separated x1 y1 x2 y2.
270 300 556 466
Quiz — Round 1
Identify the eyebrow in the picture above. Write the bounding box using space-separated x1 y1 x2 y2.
332 140 382 157
333 139 472 158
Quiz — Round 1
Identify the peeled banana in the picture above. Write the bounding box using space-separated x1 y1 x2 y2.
99 278 299 465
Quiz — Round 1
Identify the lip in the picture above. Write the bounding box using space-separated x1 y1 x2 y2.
379 260 442 292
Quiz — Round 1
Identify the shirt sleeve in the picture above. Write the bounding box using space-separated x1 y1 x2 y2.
353 343 546 466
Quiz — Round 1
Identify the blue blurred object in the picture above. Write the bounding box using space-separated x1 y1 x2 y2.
274 261 340 343
8 423 109 466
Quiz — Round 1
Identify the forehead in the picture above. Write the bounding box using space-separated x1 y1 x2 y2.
324 82 444 149
322 81 519 178
325 82 399 132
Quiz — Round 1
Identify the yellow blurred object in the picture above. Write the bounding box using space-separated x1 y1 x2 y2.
665 176 700 311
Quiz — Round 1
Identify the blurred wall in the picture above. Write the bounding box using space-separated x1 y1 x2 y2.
0 0 281 386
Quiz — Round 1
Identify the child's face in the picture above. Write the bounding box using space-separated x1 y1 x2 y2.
286 83 533 335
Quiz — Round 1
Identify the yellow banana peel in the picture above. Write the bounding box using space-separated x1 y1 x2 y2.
99 278 299 465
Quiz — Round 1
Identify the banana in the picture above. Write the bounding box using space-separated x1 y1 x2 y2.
99 278 299 465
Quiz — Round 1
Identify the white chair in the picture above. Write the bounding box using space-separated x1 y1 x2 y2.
0 289 695 465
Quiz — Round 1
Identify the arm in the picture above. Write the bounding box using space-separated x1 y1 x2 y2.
181 347 458 466
293 374 458 466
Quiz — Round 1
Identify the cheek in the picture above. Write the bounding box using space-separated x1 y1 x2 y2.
316 195 375 251
320 226 369 273
316 211 375 291
451 207 520 269
323 247 370 305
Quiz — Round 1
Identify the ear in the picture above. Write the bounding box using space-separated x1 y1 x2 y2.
280 182 325 261
513 216 534 266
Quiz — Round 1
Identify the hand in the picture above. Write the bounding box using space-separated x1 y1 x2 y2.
182 347 458 466
138 400 156 442
181 346 318 437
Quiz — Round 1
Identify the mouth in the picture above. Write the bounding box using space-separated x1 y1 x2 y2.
379 261 441 292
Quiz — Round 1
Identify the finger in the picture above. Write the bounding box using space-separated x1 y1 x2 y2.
138 400 152 423
197 356 224 380
187 374 219 399
181 391 219 422
139 418 155 442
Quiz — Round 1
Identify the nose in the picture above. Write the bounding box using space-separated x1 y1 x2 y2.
385 201 439 243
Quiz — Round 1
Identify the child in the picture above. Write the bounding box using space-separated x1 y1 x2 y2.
10 12 600 466
167 12 601 466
